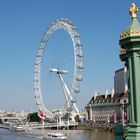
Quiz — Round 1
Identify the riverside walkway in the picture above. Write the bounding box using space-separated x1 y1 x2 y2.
0 120 78 129
27 121 78 129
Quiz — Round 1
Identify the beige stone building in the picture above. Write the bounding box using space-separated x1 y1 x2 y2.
85 67 128 126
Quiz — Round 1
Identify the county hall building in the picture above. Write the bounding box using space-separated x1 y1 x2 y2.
85 67 128 126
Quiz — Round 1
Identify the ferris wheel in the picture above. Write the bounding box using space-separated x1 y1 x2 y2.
34 18 84 119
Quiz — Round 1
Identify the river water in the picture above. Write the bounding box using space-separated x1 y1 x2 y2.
0 128 114 140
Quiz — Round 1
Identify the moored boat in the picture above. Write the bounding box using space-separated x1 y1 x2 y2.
9 124 26 132
43 132 67 140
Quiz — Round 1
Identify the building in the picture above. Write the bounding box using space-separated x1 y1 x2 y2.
114 67 128 94
85 67 128 127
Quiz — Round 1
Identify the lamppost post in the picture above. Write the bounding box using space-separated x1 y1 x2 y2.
119 3 140 140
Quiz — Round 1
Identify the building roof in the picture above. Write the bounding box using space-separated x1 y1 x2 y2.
86 92 127 107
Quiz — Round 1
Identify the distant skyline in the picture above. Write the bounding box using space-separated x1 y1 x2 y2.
0 0 138 112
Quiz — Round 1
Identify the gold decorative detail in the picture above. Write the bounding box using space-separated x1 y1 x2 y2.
120 30 140 40
120 48 126 55
129 3 139 18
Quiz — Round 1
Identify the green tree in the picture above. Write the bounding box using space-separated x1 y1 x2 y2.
74 115 81 123
27 112 41 122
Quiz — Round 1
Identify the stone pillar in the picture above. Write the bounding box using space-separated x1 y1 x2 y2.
122 104 125 124
89 106 93 120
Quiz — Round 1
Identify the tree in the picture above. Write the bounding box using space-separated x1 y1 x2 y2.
74 115 81 123
27 112 41 122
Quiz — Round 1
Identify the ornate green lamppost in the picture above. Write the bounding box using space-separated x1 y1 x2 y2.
119 3 140 140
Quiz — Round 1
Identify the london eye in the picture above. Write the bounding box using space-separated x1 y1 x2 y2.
34 18 84 120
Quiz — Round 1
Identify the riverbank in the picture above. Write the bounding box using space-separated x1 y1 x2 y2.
75 122 113 132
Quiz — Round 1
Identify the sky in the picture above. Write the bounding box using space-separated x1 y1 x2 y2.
0 0 139 112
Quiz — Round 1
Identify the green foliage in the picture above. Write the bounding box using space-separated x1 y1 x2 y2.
27 112 41 122
6 113 13 117
74 115 81 122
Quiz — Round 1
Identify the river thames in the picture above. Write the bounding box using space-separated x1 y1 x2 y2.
0 128 114 140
